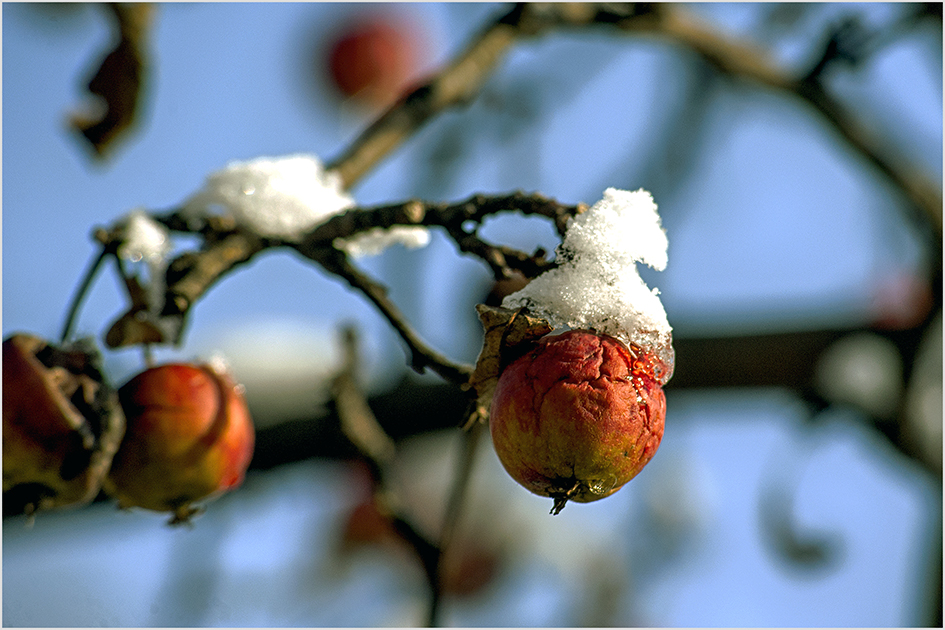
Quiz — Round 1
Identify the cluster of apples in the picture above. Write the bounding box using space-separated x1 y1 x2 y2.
3 333 255 525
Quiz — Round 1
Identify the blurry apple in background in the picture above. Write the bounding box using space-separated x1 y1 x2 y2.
104 361 255 525
324 10 429 111
334 460 503 599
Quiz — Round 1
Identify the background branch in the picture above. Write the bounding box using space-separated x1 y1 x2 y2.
612 5 943 238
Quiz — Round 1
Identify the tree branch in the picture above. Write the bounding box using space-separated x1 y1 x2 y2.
302 245 474 384
610 5 943 238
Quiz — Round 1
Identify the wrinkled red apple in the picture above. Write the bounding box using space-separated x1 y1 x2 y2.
3 333 125 516
326 15 421 108
489 329 666 514
104 362 255 525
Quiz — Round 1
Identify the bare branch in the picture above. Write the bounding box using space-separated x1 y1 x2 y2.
325 5 523 188
304 245 474 384
607 6 943 237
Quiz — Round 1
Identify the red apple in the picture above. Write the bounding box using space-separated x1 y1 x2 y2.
104 362 255 525
489 329 666 514
326 14 421 109
3 333 125 516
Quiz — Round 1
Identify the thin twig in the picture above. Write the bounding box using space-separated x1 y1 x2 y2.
310 247 473 385
428 422 485 627
333 326 396 465
59 247 110 343
330 326 445 626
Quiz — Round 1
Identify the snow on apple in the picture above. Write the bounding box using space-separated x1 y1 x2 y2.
490 187 673 514
502 187 673 383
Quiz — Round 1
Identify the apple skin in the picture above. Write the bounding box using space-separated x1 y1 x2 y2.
104 363 255 524
3 333 125 516
489 329 666 514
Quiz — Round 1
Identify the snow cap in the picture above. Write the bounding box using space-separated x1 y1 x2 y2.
503 188 673 381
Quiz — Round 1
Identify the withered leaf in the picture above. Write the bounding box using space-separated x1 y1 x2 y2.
465 305 552 424
70 4 153 158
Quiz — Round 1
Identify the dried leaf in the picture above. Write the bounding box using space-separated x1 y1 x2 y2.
104 310 166 348
465 304 552 425
70 4 153 158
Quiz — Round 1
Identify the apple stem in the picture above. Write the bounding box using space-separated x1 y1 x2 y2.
550 496 569 515
550 480 582 516
141 344 154 368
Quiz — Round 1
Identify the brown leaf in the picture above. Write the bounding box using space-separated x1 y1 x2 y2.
70 4 153 157
464 305 552 425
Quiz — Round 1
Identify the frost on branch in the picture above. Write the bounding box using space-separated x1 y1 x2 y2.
336 226 430 259
181 154 356 241
503 188 674 383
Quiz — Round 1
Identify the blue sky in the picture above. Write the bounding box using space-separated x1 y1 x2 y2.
3 3 941 626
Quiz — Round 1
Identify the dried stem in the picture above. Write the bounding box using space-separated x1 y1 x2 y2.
331 326 445 626
59 246 111 344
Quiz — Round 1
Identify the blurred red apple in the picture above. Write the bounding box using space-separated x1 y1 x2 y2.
440 539 501 598
341 495 399 549
104 362 255 525
3 333 125 516
326 13 423 109
489 329 666 514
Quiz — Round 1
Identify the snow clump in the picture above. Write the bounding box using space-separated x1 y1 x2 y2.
502 187 673 380
119 209 172 263
336 225 431 258
182 154 354 241
118 209 174 315
180 154 430 257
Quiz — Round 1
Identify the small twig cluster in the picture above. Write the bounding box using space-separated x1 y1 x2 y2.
86 192 584 386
